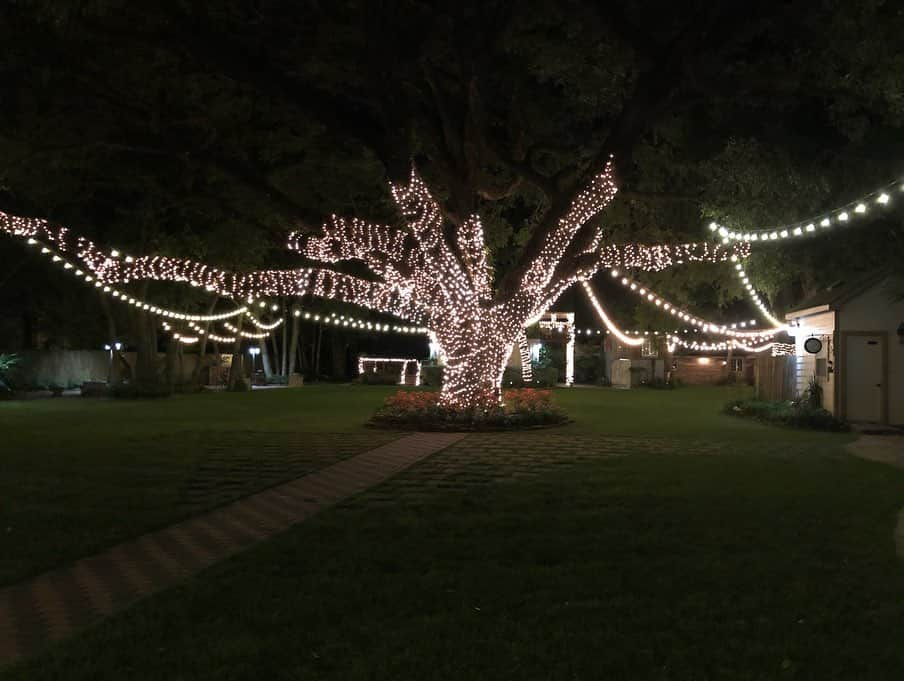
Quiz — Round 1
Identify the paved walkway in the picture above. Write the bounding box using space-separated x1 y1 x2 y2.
846 435 904 564
846 434 904 470
0 432 464 665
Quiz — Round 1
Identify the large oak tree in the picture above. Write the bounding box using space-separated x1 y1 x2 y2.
1 1 902 396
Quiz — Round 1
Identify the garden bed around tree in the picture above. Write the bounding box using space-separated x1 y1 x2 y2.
367 388 571 431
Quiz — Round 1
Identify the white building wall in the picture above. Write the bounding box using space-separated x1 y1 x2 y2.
790 310 836 414
837 280 904 425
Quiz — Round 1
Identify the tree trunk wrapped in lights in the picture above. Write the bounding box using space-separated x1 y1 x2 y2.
0 163 748 410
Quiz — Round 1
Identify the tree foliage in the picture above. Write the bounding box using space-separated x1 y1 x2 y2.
1 0 903 347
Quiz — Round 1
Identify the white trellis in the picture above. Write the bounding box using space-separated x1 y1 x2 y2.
536 312 575 386
357 356 421 386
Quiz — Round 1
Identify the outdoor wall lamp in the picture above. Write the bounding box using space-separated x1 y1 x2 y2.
897 321 904 344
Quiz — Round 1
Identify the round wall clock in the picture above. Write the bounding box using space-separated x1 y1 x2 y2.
804 337 822 354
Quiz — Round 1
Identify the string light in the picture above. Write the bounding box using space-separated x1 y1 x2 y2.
517 332 533 383
580 281 644 346
357 357 421 386
171 333 200 345
731 340 778 353
0 163 749 411
708 178 901 243
8 237 249 321
222 321 272 339
610 271 780 339
245 312 284 331
730 261 786 329
668 337 795 356
7 228 432 347
186 322 236 344
770 342 795 356
299 310 428 335
669 336 732 352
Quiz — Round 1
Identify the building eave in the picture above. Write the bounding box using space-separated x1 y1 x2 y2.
785 304 831 320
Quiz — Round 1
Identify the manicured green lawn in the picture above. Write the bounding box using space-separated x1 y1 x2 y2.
554 384 853 442
4 385 903 679
0 385 402 585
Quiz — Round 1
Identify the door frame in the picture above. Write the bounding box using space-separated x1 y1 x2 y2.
839 330 888 424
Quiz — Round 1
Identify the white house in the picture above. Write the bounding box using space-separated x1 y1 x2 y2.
785 273 904 425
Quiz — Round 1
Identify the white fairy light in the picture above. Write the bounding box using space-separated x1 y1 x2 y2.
707 178 900 242
1 163 748 411
730 263 787 329
357 357 420 386
611 272 781 339
580 281 644 346
517 332 533 383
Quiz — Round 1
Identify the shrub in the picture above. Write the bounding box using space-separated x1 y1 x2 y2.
574 354 601 384
501 366 524 388
369 388 568 431
801 376 823 410
110 381 174 399
359 370 401 385
724 399 849 432
531 366 559 387
419 364 444 387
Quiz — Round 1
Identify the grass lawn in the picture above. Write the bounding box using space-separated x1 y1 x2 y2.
4 385 904 679
0 385 402 586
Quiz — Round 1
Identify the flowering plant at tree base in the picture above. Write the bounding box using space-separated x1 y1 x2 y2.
369 388 568 431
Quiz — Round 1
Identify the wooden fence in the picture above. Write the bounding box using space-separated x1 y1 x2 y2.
754 356 797 401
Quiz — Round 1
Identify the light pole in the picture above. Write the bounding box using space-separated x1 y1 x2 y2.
248 346 261 385
104 341 122 384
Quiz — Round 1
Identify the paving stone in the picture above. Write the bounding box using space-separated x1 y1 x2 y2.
0 431 463 666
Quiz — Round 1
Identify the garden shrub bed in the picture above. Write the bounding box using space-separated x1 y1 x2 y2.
368 388 570 431
724 398 849 432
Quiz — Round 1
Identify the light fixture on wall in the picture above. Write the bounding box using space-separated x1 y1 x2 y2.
897 322 904 344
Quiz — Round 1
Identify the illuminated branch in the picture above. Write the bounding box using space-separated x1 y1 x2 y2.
457 215 493 301
2 160 753 412
290 216 409 281
0 211 424 321
518 159 619 298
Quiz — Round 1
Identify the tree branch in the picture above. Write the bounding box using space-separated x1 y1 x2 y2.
498 7 726 302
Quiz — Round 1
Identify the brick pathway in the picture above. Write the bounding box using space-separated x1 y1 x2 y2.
0 432 464 665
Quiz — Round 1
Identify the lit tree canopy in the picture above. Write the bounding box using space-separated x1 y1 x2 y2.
1 1 903 368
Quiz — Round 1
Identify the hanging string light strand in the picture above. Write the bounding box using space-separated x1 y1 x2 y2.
607 269 782 339
708 178 902 243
